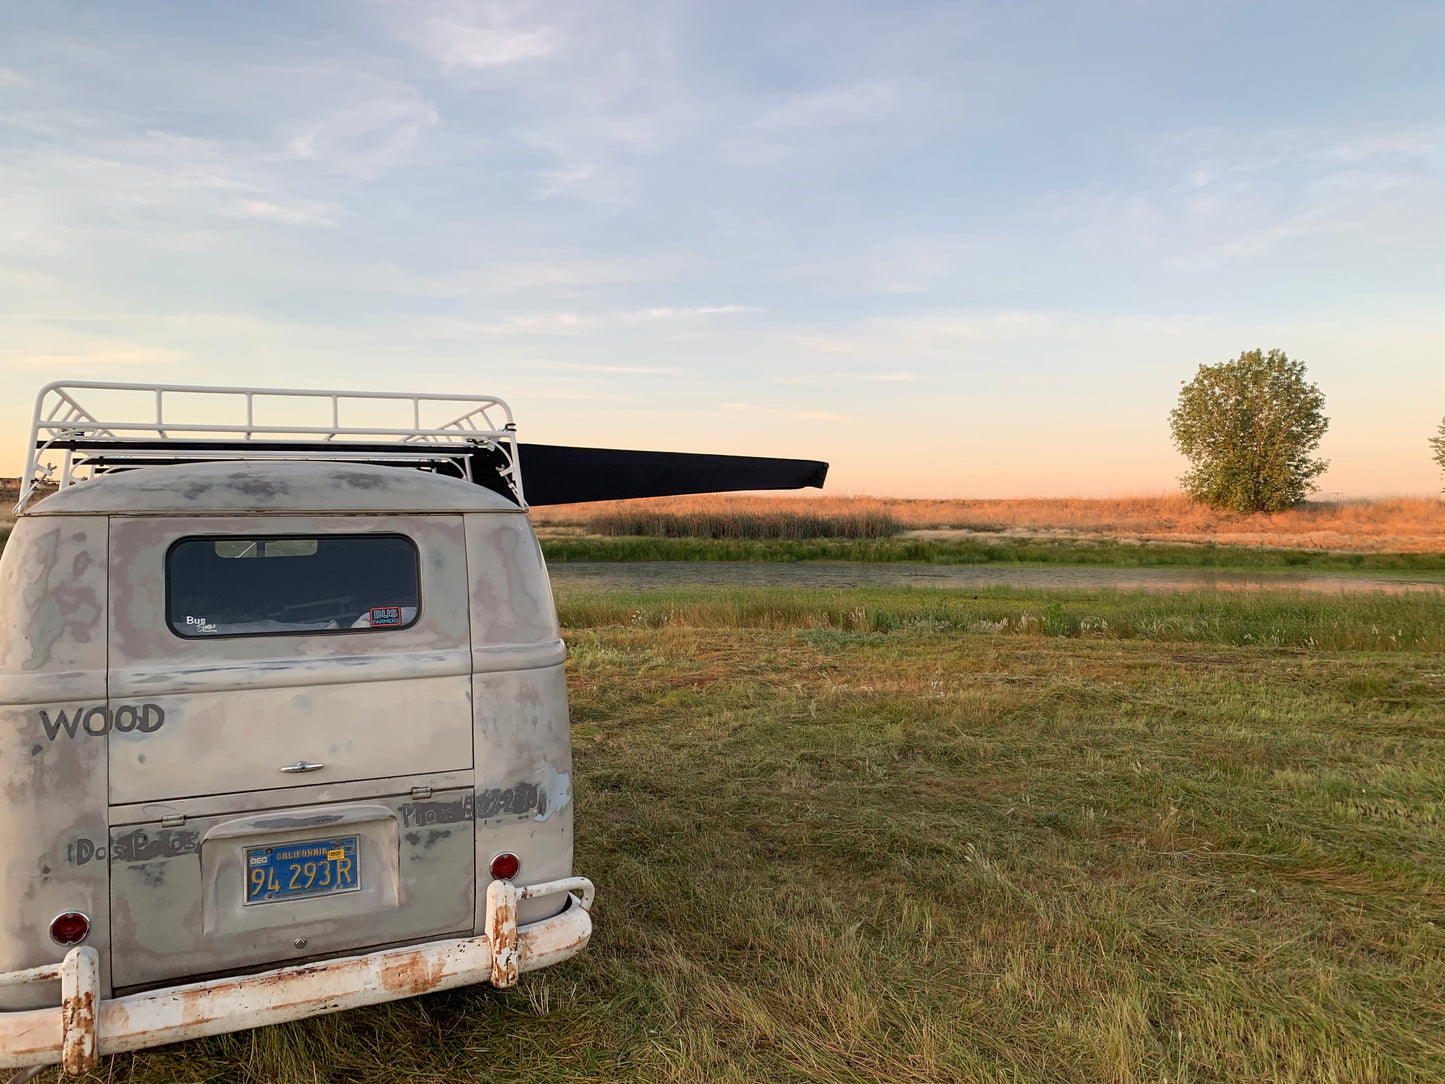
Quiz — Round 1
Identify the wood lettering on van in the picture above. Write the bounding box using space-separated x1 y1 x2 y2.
37 704 166 741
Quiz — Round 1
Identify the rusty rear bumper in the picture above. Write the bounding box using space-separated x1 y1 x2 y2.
0 876 593 1076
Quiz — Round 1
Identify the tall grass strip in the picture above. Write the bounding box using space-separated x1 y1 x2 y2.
587 509 901 540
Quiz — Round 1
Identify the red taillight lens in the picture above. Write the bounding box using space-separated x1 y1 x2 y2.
490 852 520 880
50 911 90 946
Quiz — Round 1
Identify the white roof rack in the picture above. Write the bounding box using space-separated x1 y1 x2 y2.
17 381 524 513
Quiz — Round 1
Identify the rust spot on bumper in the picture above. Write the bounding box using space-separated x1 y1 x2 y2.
60 947 99 1075
378 951 448 995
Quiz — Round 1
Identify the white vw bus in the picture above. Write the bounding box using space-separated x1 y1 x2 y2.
0 382 826 1075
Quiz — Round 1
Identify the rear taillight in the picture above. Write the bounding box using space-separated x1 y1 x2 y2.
490 852 520 880
49 911 90 946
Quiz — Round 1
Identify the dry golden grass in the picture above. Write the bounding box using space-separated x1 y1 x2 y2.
530 494 1445 553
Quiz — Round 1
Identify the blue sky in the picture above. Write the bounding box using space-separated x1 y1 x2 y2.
2 1 1443 496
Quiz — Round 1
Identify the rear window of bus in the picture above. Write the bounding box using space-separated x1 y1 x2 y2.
166 534 420 638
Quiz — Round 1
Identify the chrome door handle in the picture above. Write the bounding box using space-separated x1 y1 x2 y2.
279 761 325 774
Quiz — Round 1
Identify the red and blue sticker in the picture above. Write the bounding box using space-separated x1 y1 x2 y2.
369 606 404 627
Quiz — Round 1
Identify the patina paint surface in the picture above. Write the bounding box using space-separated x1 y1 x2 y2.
465 512 575 929
0 517 112 1009
108 793 476 989
465 512 559 647
106 514 473 804
0 462 584 1048
470 664 574 929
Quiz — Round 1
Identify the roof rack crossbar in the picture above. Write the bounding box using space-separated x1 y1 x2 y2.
17 382 524 513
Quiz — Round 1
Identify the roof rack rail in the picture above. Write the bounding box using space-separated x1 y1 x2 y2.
17 381 523 513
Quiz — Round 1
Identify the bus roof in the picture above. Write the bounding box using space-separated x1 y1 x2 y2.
24 461 522 516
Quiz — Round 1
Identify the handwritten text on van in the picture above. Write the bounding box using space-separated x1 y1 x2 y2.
37 704 166 740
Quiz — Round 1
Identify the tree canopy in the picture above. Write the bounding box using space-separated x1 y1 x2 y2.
1169 348 1329 514
1431 417 1445 490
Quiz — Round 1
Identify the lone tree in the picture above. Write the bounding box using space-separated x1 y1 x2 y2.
1431 417 1445 490
1169 348 1329 513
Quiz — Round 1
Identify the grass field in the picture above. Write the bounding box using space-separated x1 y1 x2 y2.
73 584 1445 1084
531 494 1445 554
539 534 1445 571
7 517 1445 572
586 507 903 540
536 493 1445 569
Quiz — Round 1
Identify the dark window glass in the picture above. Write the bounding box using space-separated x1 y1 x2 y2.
167 535 420 638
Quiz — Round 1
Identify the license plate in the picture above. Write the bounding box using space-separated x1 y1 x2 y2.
244 836 360 905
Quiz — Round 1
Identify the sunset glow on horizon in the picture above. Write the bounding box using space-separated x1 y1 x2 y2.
3 3 1443 499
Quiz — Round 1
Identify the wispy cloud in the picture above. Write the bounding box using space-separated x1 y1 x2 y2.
391 255 665 300
381 1 558 69
788 311 1224 361
431 24 554 68
722 78 940 169
288 91 439 178
0 122 351 260
507 387 627 401
720 402 853 423
468 305 748 334
223 198 337 227
1043 120 1445 272
523 361 691 375
536 162 596 199
620 305 750 321
744 80 914 136
11 346 185 367
472 312 590 334
770 372 914 384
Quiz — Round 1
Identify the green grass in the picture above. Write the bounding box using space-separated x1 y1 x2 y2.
556 584 1445 652
4 520 1443 571
70 584 1444 1083
541 534 1445 570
